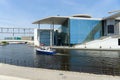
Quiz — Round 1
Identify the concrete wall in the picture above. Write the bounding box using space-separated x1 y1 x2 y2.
34 29 40 46
75 37 120 49
117 21 120 35
104 19 120 36
21 36 33 40
119 22 120 34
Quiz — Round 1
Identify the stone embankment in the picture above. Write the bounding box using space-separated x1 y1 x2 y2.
0 63 119 80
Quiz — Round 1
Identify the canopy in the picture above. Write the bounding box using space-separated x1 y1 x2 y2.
32 16 69 25
104 12 120 19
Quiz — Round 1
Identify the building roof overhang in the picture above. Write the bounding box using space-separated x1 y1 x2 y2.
32 16 102 25
103 12 120 20
32 16 69 25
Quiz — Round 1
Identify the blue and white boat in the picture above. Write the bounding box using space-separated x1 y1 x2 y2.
36 47 56 55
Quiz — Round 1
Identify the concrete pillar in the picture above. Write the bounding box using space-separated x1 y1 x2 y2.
34 29 40 46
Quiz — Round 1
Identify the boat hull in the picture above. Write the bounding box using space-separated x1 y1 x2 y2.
36 49 56 55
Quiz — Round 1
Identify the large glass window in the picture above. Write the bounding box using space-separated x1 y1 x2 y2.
39 30 50 46
59 20 69 45
69 19 102 44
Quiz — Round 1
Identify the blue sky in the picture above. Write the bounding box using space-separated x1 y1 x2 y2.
0 0 120 28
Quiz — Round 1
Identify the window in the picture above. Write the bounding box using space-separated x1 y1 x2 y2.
69 19 102 44
108 25 114 34
118 39 120 45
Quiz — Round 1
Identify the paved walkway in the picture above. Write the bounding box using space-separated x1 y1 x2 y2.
0 63 119 80
0 75 30 80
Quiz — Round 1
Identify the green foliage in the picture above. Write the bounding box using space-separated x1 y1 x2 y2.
0 41 9 45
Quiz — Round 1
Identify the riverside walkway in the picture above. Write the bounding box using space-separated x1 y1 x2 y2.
0 63 119 80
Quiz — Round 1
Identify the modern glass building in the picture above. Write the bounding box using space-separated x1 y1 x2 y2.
60 18 102 45
33 14 103 46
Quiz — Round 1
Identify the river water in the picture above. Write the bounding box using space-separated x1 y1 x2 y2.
0 44 120 76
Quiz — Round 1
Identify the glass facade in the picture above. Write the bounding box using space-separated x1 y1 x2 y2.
59 20 69 45
69 19 102 44
39 30 50 46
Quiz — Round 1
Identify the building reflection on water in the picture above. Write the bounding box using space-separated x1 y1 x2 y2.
34 53 70 71
60 55 70 71
69 50 120 75
34 49 120 75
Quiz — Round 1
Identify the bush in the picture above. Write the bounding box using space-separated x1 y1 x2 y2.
0 41 9 45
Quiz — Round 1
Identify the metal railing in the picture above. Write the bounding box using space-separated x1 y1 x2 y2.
0 27 34 34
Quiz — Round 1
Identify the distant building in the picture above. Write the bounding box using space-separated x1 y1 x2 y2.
5 36 34 41
5 37 21 40
21 36 34 40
